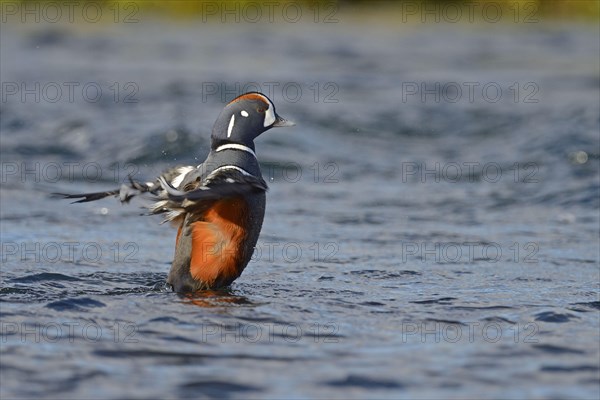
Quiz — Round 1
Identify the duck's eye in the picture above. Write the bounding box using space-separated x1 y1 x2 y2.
257 107 266 113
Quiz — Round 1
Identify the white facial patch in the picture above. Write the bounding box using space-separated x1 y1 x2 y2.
263 98 276 127
241 110 249 117
227 114 235 138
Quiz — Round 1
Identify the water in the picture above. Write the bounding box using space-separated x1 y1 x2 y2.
1 14 599 400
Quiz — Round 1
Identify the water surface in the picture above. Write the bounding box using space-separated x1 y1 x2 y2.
1 15 599 400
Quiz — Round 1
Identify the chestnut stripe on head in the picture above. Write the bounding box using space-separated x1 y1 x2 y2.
228 93 271 105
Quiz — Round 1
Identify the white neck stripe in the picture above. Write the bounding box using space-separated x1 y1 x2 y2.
215 143 256 158
206 165 254 179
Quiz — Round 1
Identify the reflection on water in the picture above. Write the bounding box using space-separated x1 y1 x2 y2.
181 289 254 308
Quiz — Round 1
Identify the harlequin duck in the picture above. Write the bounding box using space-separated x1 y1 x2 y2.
55 92 294 292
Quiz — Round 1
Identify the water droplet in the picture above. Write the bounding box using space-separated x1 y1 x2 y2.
166 129 178 142
569 151 588 164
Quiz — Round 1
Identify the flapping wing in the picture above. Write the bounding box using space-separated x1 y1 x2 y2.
51 189 121 203
148 167 267 223
160 169 268 203
51 166 194 204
